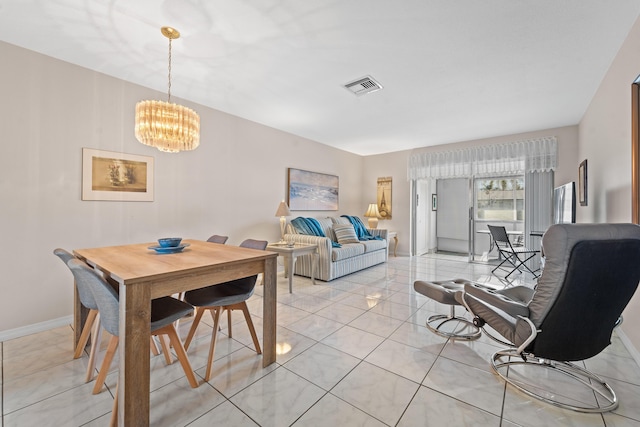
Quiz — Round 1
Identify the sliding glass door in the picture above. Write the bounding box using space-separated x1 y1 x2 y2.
471 176 525 262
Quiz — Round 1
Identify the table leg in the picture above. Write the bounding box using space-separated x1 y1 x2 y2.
262 257 277 367
118 283 151 426
393 236 398 257
288 255 296 293
283 256 289 279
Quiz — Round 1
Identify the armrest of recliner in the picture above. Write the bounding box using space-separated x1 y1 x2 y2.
463 283 531 318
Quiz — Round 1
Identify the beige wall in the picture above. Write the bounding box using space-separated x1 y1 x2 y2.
0 41 364 333
578 15 640 353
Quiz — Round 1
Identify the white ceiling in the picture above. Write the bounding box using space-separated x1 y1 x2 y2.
1 1 640 156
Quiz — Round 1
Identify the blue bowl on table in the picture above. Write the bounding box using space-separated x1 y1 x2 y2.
158 237 182 248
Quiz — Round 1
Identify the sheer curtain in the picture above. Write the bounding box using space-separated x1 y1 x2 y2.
408 137 557 258
407 137 557 180
525 170 554 248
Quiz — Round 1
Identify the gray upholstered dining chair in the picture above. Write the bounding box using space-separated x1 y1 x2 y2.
65 259 199 397
207 234 229 244
460 223 640 412
53 248 102 383
183 238 268 381
175 234 229 308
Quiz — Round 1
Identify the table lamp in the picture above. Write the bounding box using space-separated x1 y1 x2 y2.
275 200 291 242
364 203 381 229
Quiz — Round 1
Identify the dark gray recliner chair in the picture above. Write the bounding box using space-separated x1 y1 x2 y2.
460 223 640 413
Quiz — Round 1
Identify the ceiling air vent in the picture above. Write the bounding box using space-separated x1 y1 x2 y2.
344 75 383 96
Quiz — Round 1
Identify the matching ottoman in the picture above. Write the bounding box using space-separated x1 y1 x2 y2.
413 278 481 340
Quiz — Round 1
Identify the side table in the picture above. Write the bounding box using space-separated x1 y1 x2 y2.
266 242 319 293
387 231 398 257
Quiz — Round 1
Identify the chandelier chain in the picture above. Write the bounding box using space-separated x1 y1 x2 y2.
167 38 172 103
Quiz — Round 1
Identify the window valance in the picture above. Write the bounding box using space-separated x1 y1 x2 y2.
407 137 557 180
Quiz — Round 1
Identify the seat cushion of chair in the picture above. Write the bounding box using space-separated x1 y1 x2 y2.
498 286 535 304
361 239 387 253
413 279 472 306
184 284 253 308
331 243 365 261
150 297 194 332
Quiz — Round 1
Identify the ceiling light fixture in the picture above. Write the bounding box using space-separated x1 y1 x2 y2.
135 27 200 153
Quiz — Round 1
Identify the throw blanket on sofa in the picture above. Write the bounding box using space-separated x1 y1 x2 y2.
341 215 383 241
291 217 341 247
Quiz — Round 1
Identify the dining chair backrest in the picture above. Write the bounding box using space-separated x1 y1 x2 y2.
54 248 99 311
207 235 229 244
227 239 268 295
241 239 268 251
67 259 120 337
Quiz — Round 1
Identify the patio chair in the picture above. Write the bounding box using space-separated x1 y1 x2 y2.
488 225 539 279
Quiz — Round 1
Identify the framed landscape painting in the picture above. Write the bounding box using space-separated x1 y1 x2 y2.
82 148 154 201
287 168 338 210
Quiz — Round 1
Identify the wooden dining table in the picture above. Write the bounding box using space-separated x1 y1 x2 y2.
73 239 277 426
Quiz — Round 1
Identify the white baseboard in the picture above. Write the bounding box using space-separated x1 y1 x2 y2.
617 328 640 368
0 315 73 342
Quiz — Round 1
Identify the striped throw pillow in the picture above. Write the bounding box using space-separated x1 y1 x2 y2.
333 224 359 244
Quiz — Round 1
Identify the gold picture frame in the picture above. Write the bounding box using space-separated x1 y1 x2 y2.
377 177 392 219
578 159 588 207
82 148 154 201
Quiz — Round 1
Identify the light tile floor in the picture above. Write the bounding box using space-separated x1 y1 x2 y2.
3 254 640 426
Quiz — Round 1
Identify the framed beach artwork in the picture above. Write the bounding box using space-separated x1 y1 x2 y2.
377 176 392 219
287 168 339 210
82 148 154 201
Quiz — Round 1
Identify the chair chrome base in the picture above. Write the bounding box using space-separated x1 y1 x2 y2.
491 348 618 413
425 306 481 340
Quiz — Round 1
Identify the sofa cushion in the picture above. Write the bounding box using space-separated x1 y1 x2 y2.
317 217 336 241
331 216 351 225
361 239 387 253
331 243 365 261
332 216 370 227
288 218 336 241
333 224 359 244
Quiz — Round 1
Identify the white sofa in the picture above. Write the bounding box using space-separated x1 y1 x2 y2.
284 216 388 281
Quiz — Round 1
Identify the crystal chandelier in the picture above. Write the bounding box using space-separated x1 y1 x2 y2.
135 27 200 153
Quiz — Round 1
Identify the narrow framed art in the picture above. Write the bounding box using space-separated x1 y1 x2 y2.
578 159 588 206
82 148 154 201
287 168 338 210
377 177 392 219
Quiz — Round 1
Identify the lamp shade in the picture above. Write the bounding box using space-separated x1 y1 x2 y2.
275 201 291 217
364 203 381 218
135 100 200 152
364 203 381 229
